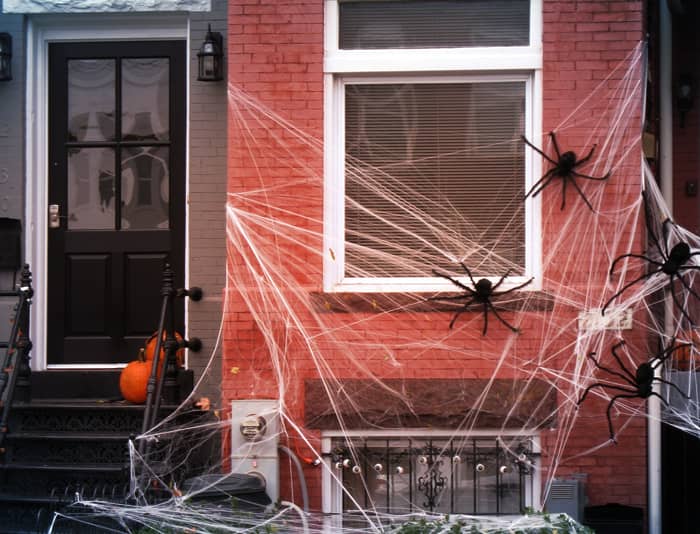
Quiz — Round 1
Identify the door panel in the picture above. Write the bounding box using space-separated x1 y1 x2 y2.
48 41 186 365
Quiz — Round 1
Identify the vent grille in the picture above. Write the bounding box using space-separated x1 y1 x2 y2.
550 483 575 499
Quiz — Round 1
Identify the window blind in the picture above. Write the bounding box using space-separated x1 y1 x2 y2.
339 0 530 50
344 81 526 278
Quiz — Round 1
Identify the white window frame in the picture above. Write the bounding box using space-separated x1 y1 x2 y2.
323 0 543 293
321 428 542 518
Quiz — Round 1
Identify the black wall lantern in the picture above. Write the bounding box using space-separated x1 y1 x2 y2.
0 33 12 82
677 73 694 128
197 25 224 82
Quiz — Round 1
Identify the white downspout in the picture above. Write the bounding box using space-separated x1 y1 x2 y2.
652 2 674 534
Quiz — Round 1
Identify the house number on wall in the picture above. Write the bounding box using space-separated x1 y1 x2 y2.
0 167 9 184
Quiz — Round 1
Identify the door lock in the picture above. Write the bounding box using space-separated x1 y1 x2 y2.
49 204 60 228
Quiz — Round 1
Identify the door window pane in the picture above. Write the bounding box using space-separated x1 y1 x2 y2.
68 147 115 230
121 146 170 230
122 58 170 141
68 60 116 142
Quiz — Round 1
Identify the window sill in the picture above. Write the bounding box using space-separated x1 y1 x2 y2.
310 290 554 314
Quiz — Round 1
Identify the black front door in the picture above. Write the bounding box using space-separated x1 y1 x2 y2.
47 41 186 365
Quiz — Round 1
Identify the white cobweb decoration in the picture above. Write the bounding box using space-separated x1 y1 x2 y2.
50 40 700 533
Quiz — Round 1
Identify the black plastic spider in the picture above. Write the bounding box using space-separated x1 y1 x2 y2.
577 340 689 443
522 131 611 211
602 191 700 323
430 262 533 335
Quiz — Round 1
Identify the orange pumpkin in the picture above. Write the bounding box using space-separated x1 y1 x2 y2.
119 349 163 404
144 331 185 368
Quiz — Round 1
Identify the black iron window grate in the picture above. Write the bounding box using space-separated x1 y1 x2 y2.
330 437 537 515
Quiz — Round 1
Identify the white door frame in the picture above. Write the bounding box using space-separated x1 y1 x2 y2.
25 14 189 370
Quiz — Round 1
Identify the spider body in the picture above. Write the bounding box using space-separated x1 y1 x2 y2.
662 242 691 275
430 263 533 335
554 151 577 175
473 278 494 302
522 131 610 211
603 192 700 323
578 340 689 442
633 363 654 397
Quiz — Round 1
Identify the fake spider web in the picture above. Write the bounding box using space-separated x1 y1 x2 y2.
50 40 700 533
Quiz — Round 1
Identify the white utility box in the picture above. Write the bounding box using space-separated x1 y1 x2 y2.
230 400 280 503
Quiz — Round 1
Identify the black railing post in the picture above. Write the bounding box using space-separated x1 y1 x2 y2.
0 264 33 450
14 264 32 402
140 263 175 448
139 263 203 466
160 309 179 406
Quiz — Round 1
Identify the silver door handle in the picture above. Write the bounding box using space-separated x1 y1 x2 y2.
49 204 60 228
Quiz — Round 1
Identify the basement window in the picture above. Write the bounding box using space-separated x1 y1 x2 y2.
322 432 541 520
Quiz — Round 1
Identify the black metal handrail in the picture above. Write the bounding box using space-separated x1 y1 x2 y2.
139 263 202 456
0 264 33 451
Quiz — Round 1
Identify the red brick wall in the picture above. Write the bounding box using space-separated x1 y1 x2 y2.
225 0 646 516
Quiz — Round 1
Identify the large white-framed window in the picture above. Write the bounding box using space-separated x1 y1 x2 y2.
321 429 541 520
323 0 542 293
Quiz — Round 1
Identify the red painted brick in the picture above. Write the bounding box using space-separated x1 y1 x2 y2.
224 0 647 514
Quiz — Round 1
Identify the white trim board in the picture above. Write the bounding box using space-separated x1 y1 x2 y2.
4 0 210 13
25 13 189 370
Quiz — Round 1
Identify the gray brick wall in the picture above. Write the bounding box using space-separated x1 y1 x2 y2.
0 11 24 224
187 0 226 395
0 6 25 340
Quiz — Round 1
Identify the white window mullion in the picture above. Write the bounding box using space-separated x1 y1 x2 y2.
325 47 542 74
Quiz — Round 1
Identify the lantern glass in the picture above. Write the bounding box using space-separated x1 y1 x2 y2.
197 26 223 82
0 33 12 82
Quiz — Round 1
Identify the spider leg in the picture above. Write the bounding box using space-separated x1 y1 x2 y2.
491 269 513 291
521 135 558 165
574 143 597 166
524 170 557 200
606 393 641 442
669 275 695 324
548 131 563 159
601 269 661 315
459 262 479 289
587 350 637 388
578 383 607 405
449 301 474 329
609 253 662 277
568 176 594 211
647 391 670 406
661 219 674 259
652 377 690 400
495 277 535 296
482 302 489 336
571 170 610 182
610 342 638 383
486 301 519 333
578 382 637 405
639 191 663 257
560 176 568 210
651 341 691 369
676 271 700 302
432 270 474 293
429 294 471 303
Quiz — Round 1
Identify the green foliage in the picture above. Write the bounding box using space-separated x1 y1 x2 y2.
388 510 595 534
